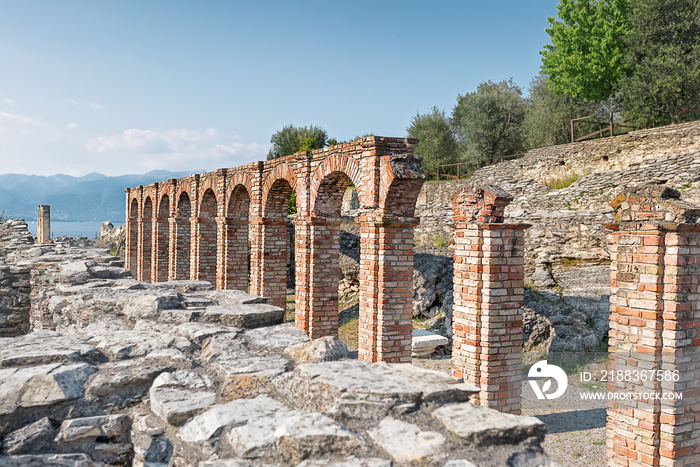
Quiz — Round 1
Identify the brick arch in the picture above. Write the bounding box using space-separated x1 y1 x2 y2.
175 181 193 212
157 193 170 218
174 191 192 280
262 162 299 217
142 187 156 218
196 175 223 218
310 153 363 217
225 171 254 216
379 157 424 218
199 188 217 218
228 184 251 218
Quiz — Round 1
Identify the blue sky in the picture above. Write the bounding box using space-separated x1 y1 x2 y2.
0 1 558 177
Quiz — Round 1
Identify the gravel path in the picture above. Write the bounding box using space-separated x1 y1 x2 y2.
413 355 607 467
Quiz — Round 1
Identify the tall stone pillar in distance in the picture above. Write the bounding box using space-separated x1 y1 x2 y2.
606 184 700 467
451 185 528 415
37 205 50 244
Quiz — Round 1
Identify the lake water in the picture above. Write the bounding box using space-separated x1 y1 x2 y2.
26 221 125 239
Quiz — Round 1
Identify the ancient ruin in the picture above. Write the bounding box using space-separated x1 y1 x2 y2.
124 137 424 363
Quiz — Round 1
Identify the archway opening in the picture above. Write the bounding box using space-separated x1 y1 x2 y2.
156 195 170 282
128 198 138 277
142 197 153 282
225 185 251 291
309 170 357 348
260 178 295 311
197 189 218 284
175 192 191 280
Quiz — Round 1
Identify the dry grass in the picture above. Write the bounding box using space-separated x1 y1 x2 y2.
545 170 589 190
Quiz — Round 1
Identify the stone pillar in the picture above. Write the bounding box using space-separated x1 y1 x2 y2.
451 185 527 415
607 185 700 467
37 205 50 244
295 216 341 338
249 217 288 309
358 214 417 363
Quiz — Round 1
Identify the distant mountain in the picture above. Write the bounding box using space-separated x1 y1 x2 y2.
0 170 197 222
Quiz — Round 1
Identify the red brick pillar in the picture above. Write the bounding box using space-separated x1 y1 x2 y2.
451 185 527 415
249 216 288 309
358 214 417 363
607 185 700 467
295 216 341 338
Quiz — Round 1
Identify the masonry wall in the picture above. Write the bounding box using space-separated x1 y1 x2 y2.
606 185 700 467
124 137 425 363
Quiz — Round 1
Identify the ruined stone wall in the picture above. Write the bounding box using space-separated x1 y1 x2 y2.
0 219 35 336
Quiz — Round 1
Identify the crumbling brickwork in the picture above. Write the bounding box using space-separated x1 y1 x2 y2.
607 185 700 467
451 185 528 414
124 137 424 363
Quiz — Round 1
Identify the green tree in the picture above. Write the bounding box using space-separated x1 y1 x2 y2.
541 0 630 102
618 0 700 126
452 79 525 169
523 74 596 148
406 107 459 173
267 124 327 159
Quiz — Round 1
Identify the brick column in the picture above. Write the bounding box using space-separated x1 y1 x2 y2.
295 216 341 338
358 214 417 363
249 217 288 309
607 185 700 467
451 185 527 415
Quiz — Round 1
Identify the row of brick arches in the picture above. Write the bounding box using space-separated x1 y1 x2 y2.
124 137 424 362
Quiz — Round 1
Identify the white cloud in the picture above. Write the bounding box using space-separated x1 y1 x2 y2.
89 102 104 110
85 127 270 173
62 98 79 107
66 122 78 130
0 111 49 135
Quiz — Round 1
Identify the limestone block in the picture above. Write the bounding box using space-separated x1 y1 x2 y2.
226 411 366 464
200 333 251 362
2 417 57 455
55 414 131 442
274 360 478 419
432 403 546 446
367 417 445 463
0 453 95 466
0 363 97 415
86 329 194 360
411 330 449 357
243 323 309 350
0 330 99 368
116 292 181 321
150 387 217 426
284 336 350 364
178 395 290 444
171 322 241 345
297 459 391 467
213 355 290 401
198 304 284 329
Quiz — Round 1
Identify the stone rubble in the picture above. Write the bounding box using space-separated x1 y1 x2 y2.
0 224 555 466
